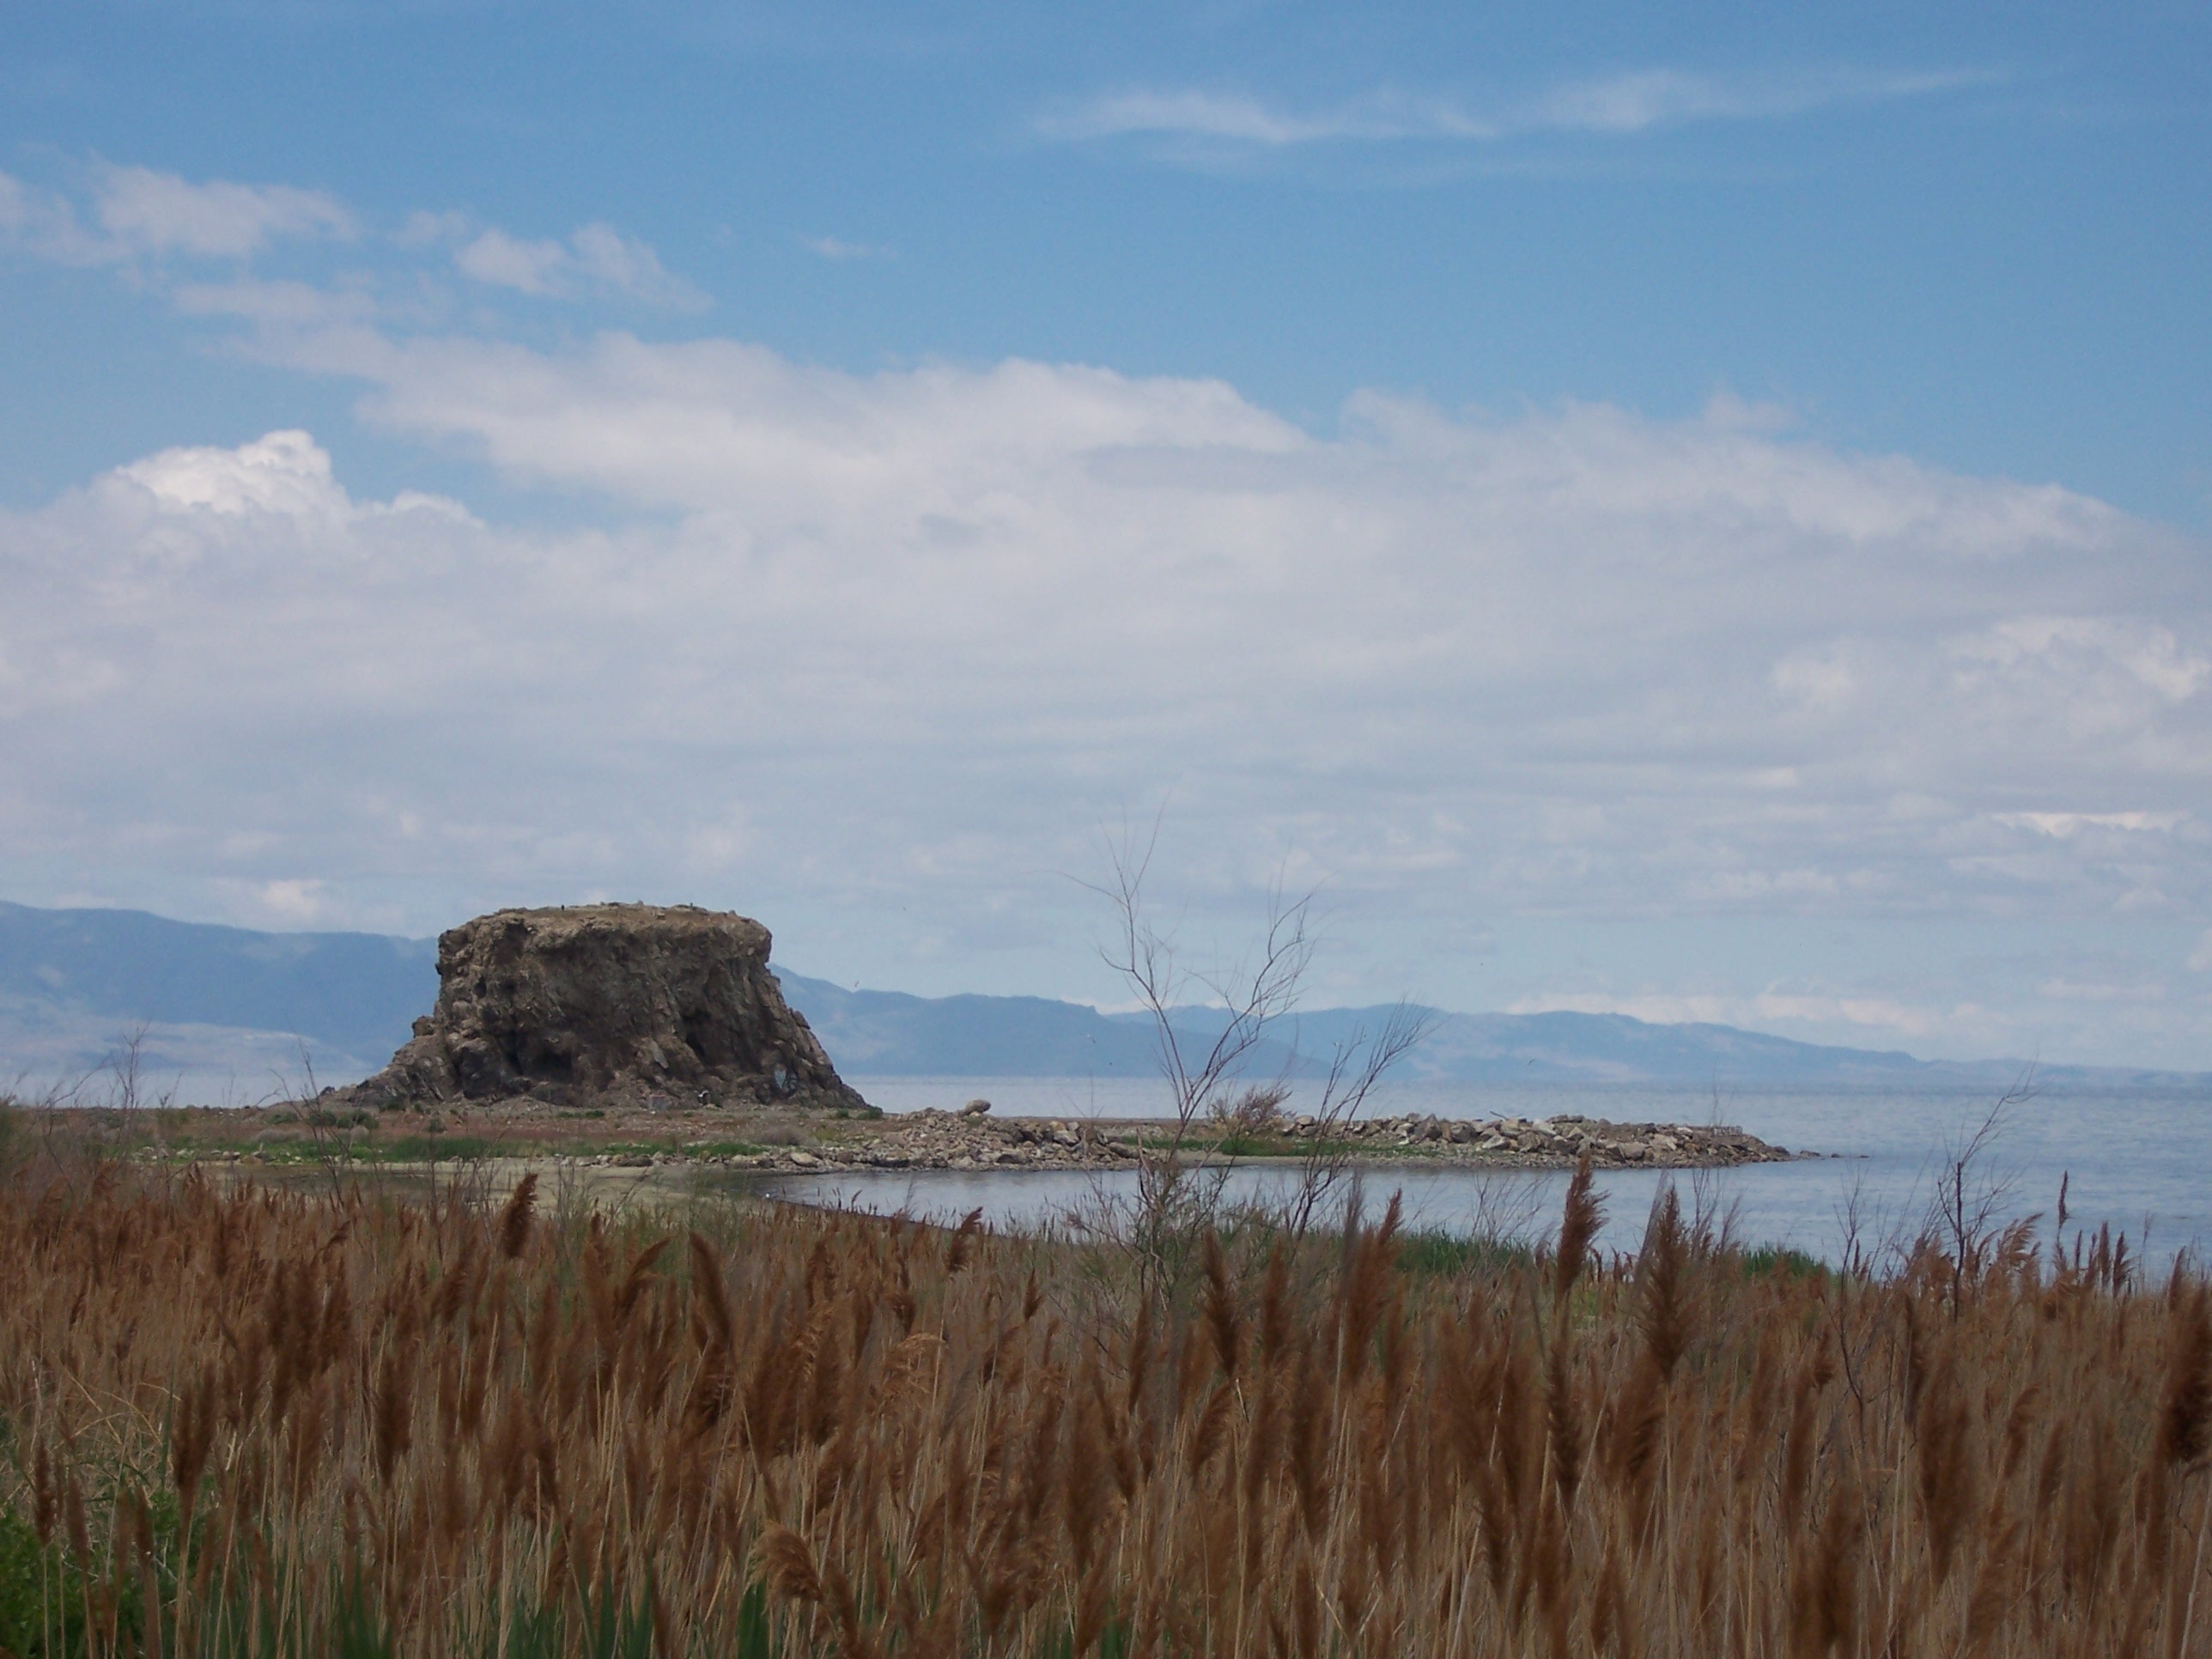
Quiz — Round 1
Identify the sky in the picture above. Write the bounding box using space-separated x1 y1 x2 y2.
0 1 2208 1069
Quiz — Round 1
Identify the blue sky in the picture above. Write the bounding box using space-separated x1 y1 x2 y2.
2 2 2202 522
2 2 2209 1067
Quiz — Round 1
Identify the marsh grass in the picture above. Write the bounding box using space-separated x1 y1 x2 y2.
2 1146 2209 1656
1393 1227 1537 1280
372 1135 501 1164
1737 1245 1828 1284
1193 1134 1369 1163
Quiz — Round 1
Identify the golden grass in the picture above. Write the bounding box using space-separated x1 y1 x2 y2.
1 1149 2208 1656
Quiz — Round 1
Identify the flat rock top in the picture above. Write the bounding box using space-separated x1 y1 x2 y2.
455 904 770 955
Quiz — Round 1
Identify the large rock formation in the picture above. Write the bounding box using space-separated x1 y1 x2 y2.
347 904 865 1110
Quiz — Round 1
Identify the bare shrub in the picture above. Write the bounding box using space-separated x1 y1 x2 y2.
1080 822 1429 1290
1210 1083 1289 1137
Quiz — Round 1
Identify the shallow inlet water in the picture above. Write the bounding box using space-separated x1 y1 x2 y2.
764 1076 2212 1268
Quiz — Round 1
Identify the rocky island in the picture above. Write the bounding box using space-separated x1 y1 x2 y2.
332 902 864 1113
195 902 1800 1178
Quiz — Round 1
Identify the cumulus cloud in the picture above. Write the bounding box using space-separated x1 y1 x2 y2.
110 429 473 529
3 332 2206 928
117 428 351 519
0 311 2206 1057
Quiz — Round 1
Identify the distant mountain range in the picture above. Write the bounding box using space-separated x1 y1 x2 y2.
0 901 437 1098
2 900 2205 1099
777 975 2209 1094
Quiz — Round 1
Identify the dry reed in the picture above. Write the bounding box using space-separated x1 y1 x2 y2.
0 1151 2208 1656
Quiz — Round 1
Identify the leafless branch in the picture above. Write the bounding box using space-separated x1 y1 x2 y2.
1281 1000 1433 1238
1077 820 1431 1288
1924 1064 2039 1313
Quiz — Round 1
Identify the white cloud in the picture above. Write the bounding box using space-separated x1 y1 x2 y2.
118 429 347 518
1527 67 1989 137
1995 811 2187 840
1037 88 1486 146
171 276 392 331
1507 991 1953 1040
0 167 102 263
88 163 356 258
106 429 473 531
0 163 707 317
1 163 357 265
1039 65 1994 150
1959 617 2210 701
453 228 568 293
455 222 706 308
799 234 894 261
2036 977 2161 1004
1 330 2206 1058
394 209 471 247
234 877 335 927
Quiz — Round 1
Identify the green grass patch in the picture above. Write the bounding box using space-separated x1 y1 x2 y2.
1202 1133 1356 1158
1 1503 774 1659
1205 1133 1291 1158
0 1488 191 1658
0 1507 96 1658
1395 1227 1538 1279
1738 1244 1828 1284
367 1134 501 1164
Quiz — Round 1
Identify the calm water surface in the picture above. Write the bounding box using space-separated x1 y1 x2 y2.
763 1077 2212 1267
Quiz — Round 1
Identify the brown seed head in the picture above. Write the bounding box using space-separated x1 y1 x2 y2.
2156 1280 2212 1468
495 1173 537 1260
1554 1156 1605 1310
1203 1233 1241 1378
757 1522 825 1605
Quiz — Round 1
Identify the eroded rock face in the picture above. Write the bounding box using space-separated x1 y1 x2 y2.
349 904 864 1109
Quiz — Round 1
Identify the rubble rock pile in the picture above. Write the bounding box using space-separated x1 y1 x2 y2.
1311 1112 1790 1167
675 1109 1140 1174
858 1108 1137 1170
694 1108 1788 1176
341 904 866 1113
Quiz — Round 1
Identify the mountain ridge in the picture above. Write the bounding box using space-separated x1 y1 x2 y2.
0 901 2203 1096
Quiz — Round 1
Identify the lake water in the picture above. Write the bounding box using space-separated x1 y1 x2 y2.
763 1075 2212 1269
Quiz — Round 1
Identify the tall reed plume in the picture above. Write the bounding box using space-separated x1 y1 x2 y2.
0 1136 2205 1656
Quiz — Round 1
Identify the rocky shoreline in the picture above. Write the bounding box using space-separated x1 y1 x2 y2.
533 1105 1796 1176
1324 1110 1793 1167
141 1097 1802 1176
